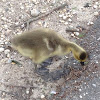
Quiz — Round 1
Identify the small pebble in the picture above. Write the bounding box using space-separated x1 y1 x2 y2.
64 22 68 25
38 21 42 26
41 94 45 99
63 15 67 20
26 90 29 94
1 17 6 21
97 37 100 41
40 9 46 13
50 91 56 95
0 41 4 45
87 21 94 25
96 61 98 63
86 92 88 94
92 84 96 87
69 25 74 28
20 6 24 10
79 95 83 98
21 24 25 29
79 88 82 91
15 22 19 25
68 18 72 22
31 9 40 17
72 11 77 14
7 54 10 58
74 32 79 36
2 92 6 96
59 20 65 23
0 48 4 52
59 14 63 18
93 5 98 9
1 35 5 38
11 9 14 13
71 34 75 37
4 25 8 29
5 71 9 74
94 12 99 16
65 56 68 59
1 37 4 40
4 49 10 54
95 2 99 5
7 59 12 63
83 93 86 96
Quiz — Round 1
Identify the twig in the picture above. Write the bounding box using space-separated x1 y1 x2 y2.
66 28 79 32
0 81 36 89
11 2 68 29
11 60 23 67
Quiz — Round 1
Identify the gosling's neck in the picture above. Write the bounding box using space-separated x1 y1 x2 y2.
69 42 85 53
68 42 87 62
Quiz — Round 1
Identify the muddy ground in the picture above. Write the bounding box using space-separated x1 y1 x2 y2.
0 0 100 100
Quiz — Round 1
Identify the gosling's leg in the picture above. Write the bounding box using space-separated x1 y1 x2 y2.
34 63 49 77
34 58 52 76
34 57 53 78
34 63 38 70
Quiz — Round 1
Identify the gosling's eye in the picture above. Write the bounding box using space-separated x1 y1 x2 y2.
79 52 86 60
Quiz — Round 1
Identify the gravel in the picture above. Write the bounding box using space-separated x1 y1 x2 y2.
0 48 4 52
0 0 100 100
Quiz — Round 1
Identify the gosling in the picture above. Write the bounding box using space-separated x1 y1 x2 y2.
11 28 87 66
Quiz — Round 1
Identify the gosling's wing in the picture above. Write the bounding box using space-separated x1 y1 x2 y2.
43 36 59 52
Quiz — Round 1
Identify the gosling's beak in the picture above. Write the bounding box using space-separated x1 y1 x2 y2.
80 62 85 66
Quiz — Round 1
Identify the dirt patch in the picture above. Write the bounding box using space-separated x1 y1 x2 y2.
0 0 100 100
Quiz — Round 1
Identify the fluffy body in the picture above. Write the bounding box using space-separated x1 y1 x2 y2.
11 28 87 64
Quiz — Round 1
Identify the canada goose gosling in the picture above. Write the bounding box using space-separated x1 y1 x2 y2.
11 28 87 67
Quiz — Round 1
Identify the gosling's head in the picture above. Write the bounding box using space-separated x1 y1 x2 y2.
73 51 87 66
